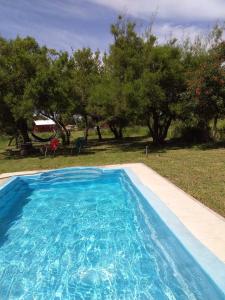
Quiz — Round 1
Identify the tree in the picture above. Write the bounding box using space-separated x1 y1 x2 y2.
89 16 144 139
0 36 48 151
138 41 186 144
26 51 73 145
0 38 17 137
186 33 225 138
71 48 101 140
89 74 129 139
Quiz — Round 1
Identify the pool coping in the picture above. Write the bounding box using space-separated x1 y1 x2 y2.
1 163 225 294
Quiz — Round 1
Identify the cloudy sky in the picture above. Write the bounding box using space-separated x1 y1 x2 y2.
0 0 224 52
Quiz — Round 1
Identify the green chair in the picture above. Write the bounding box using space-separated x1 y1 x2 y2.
71 137 86 155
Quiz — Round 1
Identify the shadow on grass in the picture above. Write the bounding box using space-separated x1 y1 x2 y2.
93 137 225 154
1 147 96 160
1 136 225 160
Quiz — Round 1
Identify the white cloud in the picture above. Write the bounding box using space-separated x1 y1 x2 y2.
1 0 224 52
1 0 91 20
153 23 206 43
89 0 225 22
0 0 109 52
1 22 102 52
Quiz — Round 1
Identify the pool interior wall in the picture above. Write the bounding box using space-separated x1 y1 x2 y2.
0 167 225 299
125 168 225 293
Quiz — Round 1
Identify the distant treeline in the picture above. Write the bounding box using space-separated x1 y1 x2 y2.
0 16 224 149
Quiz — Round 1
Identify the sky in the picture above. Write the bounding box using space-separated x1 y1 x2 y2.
0 0 225 52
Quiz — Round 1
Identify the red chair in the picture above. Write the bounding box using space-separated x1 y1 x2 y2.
44 138 60 157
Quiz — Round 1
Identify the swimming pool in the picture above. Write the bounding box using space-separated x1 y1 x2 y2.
0 167 225 299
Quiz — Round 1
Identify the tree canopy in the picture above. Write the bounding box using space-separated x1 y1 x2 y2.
0 17 224 148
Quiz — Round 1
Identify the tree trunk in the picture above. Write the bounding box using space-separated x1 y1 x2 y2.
118 127 123 139
96 125 102 141
84 115 89 141
17 119 33 152
17 119 30 143
57 120 70 145
161 118 172 142
153 113 159 144
147 116 172 145
109 125 119 139
197 119 211 142
213 116 218 139
108 123 124 139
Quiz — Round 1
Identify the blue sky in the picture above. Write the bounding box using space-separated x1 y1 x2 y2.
0 0 225 52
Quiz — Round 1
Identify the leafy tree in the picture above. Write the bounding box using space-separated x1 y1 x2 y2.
0 36 47 151
187 40 225 138
89 73 129 139
0 37 17 137
138 41 186 144
1 18 224 153
26 51 73 145
71 48 101 140
89 16 144 139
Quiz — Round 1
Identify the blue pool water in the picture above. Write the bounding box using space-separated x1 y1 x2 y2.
0 168 224 299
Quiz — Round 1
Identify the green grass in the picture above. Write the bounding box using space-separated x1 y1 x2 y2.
1 129 225 218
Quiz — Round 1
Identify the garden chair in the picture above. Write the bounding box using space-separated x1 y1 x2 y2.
44 138 60 157
71 137 86 155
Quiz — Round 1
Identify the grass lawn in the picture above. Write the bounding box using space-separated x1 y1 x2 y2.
0 129 225 218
